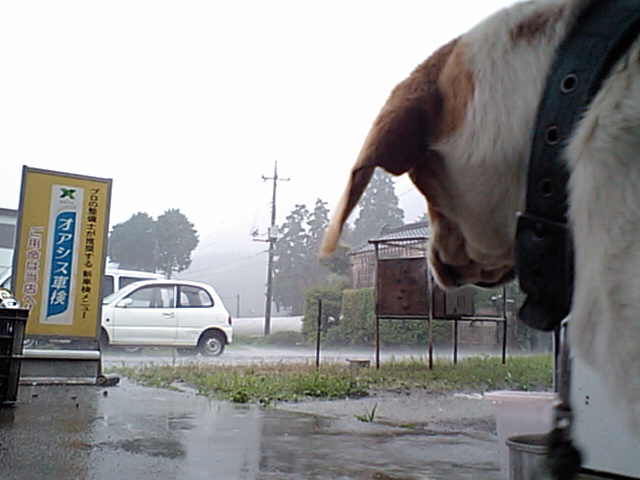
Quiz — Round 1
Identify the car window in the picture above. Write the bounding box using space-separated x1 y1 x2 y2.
125 285 175 308
178 285 213 308
102 275 115 298
120 276 150 289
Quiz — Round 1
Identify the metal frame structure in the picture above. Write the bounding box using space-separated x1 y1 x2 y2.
371 236 508 369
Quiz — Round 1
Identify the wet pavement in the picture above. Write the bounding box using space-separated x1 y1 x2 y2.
101 343 496 369
0 376 502 479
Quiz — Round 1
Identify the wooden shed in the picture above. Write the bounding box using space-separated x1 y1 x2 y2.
348 220 507 367
348 221 429 289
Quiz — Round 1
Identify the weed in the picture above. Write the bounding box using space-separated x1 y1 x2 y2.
107 354 553 406
354 403 378 423
399 423 417 430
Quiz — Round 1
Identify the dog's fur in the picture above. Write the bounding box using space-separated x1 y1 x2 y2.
321 0 640 435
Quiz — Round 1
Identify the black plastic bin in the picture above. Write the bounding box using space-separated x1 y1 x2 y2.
0 309 29 406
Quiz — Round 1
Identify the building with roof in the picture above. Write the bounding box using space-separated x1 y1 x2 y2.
0 208 18 276
348 221 429 289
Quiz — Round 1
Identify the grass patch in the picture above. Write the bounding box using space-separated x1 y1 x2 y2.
108 354 552 406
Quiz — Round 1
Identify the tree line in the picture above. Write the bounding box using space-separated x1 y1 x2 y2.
272 170 404 314
107 170 406 314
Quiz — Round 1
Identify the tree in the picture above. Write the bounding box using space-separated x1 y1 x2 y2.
270 183 407 313
108 212 157 272
273 204 310 314
155 209 199 278
306 198 333 281
319 243 351 278
307 199 351 279
272 199 349 314
349 169 405 247
107 209 199 277
307 198 329 256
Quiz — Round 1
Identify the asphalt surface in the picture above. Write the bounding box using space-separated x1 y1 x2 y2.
0 344 508 480
0 377 502 480
1 344 616 480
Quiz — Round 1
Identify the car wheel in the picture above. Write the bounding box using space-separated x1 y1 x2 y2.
198 330 225 357
176 348 196 356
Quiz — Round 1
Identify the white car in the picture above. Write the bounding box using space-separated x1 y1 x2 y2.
101 279 232 356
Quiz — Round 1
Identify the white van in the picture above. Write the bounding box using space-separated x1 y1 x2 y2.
0 268 163 299
101 268 164 298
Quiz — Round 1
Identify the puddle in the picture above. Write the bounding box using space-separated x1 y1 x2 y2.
256 409 499 480
0 381 501 479
101 437 186 459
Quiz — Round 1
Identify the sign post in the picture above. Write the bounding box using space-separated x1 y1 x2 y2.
12 166 112 383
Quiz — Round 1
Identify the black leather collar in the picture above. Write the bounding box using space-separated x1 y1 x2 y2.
516 0 640 331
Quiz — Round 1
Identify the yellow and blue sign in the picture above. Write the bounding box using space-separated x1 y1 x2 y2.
13 167 112 339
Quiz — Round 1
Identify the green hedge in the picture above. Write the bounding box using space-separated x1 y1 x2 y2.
303 287 451 347
325 288 376 345
301 284 550 350
301 284 346 342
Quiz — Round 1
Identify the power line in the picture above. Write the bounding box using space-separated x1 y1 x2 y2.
184 251 267 276
197 219 257 249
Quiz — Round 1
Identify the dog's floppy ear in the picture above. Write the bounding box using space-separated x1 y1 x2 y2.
319 102 432 256
320 38 459 256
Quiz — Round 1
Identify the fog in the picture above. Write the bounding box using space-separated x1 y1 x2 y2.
0 0 517 314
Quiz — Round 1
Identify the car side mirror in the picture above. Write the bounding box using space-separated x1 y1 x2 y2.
116 298 134 308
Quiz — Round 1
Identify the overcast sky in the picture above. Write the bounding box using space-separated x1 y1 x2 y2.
0 0 516 257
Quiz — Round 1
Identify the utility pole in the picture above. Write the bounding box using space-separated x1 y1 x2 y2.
260 161 289 335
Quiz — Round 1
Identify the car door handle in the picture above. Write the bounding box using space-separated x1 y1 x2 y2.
163 312 175 318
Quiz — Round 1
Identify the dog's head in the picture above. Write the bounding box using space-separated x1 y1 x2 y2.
317 39 521 289
321 0 640 440
320 1 570 290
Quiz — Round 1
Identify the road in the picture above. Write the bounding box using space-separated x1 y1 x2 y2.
101 342 457 370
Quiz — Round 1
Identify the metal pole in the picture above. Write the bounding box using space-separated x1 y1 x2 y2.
428 271 433 370
375 314 380 369
315 299 322 370
453 319 459 364
374 243 380 369
501 286 507 364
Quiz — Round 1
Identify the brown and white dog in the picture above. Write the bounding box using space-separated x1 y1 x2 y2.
321 0 640 436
